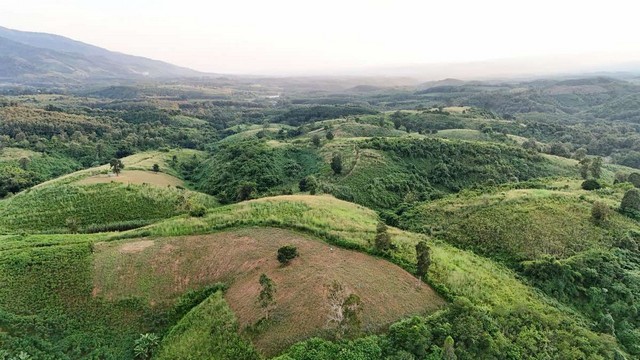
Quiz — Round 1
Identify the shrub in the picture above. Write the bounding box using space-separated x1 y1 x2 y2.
299 175 318 193
581 179 601 191
628 172 640 188
189 205 207 217
331 153 343 175
277 245 299 265
591 201 610 225
621 189 640 215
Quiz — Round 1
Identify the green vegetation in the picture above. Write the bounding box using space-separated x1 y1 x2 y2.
155 292 259 360
3 74 640 359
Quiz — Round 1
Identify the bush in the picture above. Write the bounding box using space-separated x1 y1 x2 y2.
581 179 601 191
628 172 640 188
621 189 640 215
189 205 207 217
277 245 299 265
591 201 610 225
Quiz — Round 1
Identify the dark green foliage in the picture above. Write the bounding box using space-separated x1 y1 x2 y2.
274 105 377 126
277 245 299 265
628 172 640 188
299 175 318 194
331 153 342 175
415 241 431 279
236 181 256 201
312 134 321 147
109 158 124 175
194 139 321 203
579 158 591 179
188 204 207 217
521 250 640 355
590 157 603 178
152 163 160 173
326 130 334 140
621 188 640 215
581 179 601 190
374 221 391 253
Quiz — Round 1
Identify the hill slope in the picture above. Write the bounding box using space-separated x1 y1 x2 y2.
0 26 202 83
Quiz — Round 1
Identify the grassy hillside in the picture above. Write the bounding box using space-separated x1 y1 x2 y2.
0 150 215 234
155 291 260 360
399 179 640 355
120 194 621 358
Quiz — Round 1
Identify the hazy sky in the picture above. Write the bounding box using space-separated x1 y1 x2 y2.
1 0 639 75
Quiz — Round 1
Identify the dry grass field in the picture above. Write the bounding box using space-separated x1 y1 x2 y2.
92 227 444 355
77 170 183 187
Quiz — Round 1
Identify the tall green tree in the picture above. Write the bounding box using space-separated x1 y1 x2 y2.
415 241 431 279
590 157 603 178
374 221 392 253
109 158 124 176
331 153 343 175
258 274 276 320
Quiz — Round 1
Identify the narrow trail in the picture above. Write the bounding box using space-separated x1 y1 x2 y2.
344 145 361 177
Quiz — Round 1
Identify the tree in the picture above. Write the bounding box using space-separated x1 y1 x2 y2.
109 158 124 176
590 157 603 179
133 333 159 360
326 130 335 140
443 336 457 360
299 175 318 194
331 153 342 175
277 245 299 265
152 163 160 173
18 157 30 171
374 221 392 253
614 172 628 184
578 158 591 179
581 179 601 191
621 188 640 215
236 181 256 201
591 201 610 225
66 217 80 233
258 274 276 320
574 147 588 160
312 134 322 147
415 241 431 279
325 281 362 339
628 172 640 188
522 138 538 152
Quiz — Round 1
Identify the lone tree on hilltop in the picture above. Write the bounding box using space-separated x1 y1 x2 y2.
277 245 299 265
331 153 343 175
415 240 431 280
110 158 124 176
258 274 276 320
152 163 160 173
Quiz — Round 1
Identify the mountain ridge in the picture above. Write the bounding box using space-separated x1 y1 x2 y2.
0 25 205 84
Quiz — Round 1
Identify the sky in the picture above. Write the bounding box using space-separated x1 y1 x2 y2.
1 0 639 75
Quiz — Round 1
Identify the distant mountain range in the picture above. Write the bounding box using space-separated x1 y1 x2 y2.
0 26 203 84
